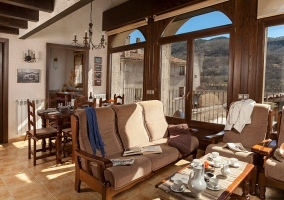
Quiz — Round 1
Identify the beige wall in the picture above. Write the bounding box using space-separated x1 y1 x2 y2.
0 0 129 139
258 0 284 19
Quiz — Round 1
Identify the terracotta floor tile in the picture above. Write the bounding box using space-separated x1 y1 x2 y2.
1 169 35 186
42 175 74 195
0 186 12 199
8 180 42 197
12 186 54 200
0 178 5 187
53 188 94 200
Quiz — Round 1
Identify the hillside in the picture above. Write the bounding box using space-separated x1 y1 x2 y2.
171 36 284 92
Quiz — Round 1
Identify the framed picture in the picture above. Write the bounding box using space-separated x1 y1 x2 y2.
17 69 40 83
95 65 102 71
95 72 101 79
94 79 101 86
94 57 102 64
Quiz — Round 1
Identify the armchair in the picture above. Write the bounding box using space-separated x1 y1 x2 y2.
258 108 284 199
204 103 272 194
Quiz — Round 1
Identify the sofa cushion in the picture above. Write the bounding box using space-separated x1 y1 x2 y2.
138 100 168 141
205 142 255 164
113 103 150 148
75 107 123 157
222 103 270 148
265 158 284 182
168 124 192 154
90 154 152 190
142 143 179 171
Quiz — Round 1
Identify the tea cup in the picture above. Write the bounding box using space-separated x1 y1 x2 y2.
213 157 221 167
212 152 219 158
173 179 183 190
209 177 219 188
230 158 238 165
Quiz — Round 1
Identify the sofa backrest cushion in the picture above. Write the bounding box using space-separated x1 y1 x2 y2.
138 100 168 141
75 106 123 157
222 103 270 148
113 103 150 148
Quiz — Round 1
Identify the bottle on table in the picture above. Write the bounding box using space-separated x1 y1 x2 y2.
89 92 93 102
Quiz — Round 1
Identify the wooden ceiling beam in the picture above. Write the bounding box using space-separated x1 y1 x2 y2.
0 25 19 34
0 2 39 21
0 16 27 29
0 0 54 13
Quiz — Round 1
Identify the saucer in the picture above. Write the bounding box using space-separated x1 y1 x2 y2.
170 184 186 193
213 163 222 168
206 183 221 191
229 163 240 168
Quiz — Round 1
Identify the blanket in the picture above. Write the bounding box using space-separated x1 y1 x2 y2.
85 107 106 157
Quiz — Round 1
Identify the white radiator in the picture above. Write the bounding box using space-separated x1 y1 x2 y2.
16 99 44 134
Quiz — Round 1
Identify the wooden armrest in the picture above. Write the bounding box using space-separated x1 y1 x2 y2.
204 130 225 143
75 149 113 169
251 139 277 156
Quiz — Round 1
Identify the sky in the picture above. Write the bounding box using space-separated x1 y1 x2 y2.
129 11 284 43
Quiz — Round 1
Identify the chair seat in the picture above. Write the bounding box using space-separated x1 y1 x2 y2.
205 142 255 164
28 127 57 138
62 127 72 134
265 158 284 182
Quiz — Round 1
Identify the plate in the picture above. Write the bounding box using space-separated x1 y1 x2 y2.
170 184 186 193
206 183 221 191
229 163 240 168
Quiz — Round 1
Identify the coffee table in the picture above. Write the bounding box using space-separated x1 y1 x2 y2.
155 154 254 200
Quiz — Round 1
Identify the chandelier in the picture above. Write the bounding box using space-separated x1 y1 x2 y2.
72 1 107 49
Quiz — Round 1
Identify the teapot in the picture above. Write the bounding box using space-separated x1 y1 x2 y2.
221 162 231 177
188 164 206 197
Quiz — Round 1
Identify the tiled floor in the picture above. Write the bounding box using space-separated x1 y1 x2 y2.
1 137 284 200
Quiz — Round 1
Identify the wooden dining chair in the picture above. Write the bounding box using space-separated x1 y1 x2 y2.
26 99 57 166
99 98 115 107
62 98 96 162
114 94 124 105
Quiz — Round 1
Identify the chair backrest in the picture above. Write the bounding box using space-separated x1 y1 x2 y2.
99 98 115 107
277 108 284 148
74 98 96 110
114 94 124 105
27 99 37 135
222 103 272 148
48 96 67 108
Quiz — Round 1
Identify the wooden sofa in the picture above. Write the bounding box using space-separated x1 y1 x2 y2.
71 100 199 199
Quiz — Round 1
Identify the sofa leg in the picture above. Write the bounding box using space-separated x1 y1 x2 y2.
258 172 266 200
102 187 111 200
75 166 81 192
250 167 257 195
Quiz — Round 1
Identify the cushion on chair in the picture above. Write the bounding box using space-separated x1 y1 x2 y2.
138 100 168 141
265 158 284 182
142 143 180 171
222 103 270 148
113 103 150 148
90 154 152 190
205 142 255 164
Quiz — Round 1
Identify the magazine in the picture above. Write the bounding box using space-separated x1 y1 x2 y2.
122 145 162 156
223 143 248 152
110 157 135 166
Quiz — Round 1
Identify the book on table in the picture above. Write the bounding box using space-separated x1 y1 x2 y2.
123 145 162 156
223 143 248 152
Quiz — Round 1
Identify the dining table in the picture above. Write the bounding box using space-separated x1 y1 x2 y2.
37 108 73 165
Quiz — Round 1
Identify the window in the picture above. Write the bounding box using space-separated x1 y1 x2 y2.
263 24 284 109
192 34 229 124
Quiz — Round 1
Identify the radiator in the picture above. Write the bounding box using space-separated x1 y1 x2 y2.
16 99 44 135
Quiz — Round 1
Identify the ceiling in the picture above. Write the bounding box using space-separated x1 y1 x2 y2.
0 0 54 35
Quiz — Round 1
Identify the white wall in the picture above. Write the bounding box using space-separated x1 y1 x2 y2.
0 0 128 139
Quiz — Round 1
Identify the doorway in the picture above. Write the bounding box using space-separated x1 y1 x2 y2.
46 43 89 103
0 38 8 143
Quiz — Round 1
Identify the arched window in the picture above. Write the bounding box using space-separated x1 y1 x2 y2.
162 11 232 37
110 29 146 103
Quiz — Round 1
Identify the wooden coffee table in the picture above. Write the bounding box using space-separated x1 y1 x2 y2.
155 154 254 200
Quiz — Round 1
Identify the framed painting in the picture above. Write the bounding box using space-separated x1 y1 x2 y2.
94 57 102 64
94 79 101 86
95 65 101 71
17 69 40 83
95 72 101 79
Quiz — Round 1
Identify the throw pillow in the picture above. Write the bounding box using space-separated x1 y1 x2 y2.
168 124 192 154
